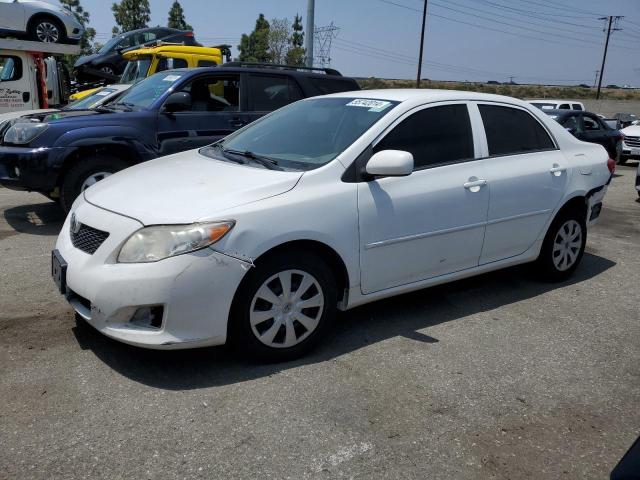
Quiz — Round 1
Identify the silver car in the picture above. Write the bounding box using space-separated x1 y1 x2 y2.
0 0 84 44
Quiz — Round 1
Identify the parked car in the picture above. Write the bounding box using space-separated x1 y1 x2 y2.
69 44 224 102
0 65 360 211
613 113 638 129
0 0 84 44
621 123 640 163
73 27 199 82
544 109 624 163
0 83 129 128
528 99 585 111
51 90 612 361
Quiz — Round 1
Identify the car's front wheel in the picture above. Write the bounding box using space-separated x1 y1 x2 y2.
60 154 129 212
535 208 587 281
230 252 337 362
29 17 65 44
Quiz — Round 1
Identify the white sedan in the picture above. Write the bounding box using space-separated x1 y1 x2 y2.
53 90 613 361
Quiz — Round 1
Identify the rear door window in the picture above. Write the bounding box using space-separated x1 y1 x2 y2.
374 104 474 170
559 103 570 109
0 56 22 82
479 104 555 156
156 57 188 72
248 75 303 111
571 104 583 111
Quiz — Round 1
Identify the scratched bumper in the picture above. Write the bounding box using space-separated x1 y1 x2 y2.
54 197 248 349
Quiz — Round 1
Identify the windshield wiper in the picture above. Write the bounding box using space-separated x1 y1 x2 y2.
222 148 281 170
111 101 135 112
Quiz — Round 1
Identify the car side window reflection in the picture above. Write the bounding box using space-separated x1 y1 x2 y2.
179 76 240 112
374 104 474 170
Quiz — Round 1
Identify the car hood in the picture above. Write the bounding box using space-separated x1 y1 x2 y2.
84 150 303 225
621 125 640 136
74 53 100 68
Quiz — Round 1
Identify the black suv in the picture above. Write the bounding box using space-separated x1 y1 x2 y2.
74 27 200 83
0 64 360 211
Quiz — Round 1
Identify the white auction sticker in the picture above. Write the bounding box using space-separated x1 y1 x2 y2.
346 99 392 112
163 74 182 82
95 90 112 96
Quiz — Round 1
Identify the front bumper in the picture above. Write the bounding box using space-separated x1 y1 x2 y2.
62 17 84 40
622 140 640 158
55 199 250 349
0 145 69 193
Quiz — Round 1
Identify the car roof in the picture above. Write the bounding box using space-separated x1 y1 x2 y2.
528 99 584 104
123 45 221 58
158 66 353 80
322 88 537 105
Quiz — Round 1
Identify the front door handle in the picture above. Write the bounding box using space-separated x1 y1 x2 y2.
463 178 487 192
550 164 566 176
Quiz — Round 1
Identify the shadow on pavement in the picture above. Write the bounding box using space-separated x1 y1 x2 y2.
72 252 615 391
3 201 64 236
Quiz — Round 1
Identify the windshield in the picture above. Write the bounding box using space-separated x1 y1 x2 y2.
98 36 122 54
111 71 185 110
65 87 123 110
120 57 152 84
202 97 399 170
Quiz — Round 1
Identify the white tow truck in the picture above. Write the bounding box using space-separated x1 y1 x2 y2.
0 38 78 116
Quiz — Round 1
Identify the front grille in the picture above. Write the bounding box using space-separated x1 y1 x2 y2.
71 223 109 254
624 136 640 148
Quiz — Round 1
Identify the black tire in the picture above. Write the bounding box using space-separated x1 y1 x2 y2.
229 251 337 362
617 155 627 165
28 16 66 44
60 154 129 212
97 64 116 76
535 208 587 282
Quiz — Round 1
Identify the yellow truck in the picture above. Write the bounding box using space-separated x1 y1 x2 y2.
70 44 225 101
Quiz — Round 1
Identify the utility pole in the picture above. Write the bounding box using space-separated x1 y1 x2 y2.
416 0 428 88
305 0 315 68
596 15 623 100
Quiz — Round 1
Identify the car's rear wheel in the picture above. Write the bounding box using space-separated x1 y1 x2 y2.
60 154 129 212
29 16 65 44
98 65 116 76
535 209 587 281
230 252 337 362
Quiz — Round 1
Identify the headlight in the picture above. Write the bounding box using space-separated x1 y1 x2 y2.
117 221 235 263
3 123 48 144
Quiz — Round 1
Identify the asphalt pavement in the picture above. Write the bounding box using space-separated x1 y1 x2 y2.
0 164 638 479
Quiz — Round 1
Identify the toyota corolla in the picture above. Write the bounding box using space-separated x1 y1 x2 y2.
52 90 613 361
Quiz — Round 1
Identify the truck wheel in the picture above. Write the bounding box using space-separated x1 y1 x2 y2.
60 155 129 212
29 16 66 44
98 65 116 76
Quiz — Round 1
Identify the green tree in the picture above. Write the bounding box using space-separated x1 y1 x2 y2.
237 14 270 63
111 0 151 33
167 0 192 31
59 0 96 54
285 14 305 66
268 18 291 64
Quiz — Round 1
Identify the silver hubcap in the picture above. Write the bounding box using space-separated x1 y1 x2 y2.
250 269 324 349
552 220 582 271
100 66 114 74
36 22 60 43
81 172 111 191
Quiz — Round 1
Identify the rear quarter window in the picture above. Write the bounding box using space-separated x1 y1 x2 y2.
479 104 555 156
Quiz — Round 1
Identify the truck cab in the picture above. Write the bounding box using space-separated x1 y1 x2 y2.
70 44 225 101
0 38 76 114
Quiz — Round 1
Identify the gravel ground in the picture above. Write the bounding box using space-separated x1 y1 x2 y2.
0 164 638 479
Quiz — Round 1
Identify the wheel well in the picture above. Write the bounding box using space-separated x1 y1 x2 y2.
556 196 588 221
253 240 350 305
28 13 64 32
57 145 138 187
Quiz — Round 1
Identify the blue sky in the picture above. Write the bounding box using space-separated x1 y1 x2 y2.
63 0 640 86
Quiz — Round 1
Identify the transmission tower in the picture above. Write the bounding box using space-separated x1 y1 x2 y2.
313 23 339 68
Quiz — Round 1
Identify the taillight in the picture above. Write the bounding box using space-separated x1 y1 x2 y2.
607 158 616 174
185 31 194 37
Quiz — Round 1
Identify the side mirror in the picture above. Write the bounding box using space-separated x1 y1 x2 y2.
163 91 191 113
365 150 414 177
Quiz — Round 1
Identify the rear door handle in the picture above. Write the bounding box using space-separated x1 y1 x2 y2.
550 164 566 176
463 179 487 191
